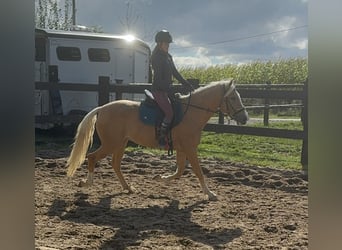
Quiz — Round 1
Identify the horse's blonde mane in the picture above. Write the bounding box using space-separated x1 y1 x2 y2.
178 79 233 100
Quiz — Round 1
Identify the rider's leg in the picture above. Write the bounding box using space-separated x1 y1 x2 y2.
152 91 173 145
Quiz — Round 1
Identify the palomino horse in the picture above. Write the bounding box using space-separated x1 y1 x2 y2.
66 79 248 200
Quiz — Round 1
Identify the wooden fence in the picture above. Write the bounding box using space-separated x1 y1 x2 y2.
35 76 308 173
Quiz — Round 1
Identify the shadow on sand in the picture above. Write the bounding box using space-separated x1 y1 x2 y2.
48 192 242 249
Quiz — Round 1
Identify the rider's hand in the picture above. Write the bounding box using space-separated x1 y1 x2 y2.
184 81 195 92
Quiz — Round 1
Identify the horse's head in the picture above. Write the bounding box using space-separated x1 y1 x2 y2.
220 81 248 125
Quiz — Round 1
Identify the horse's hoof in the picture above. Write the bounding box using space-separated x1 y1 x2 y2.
208 192 218 201
129 186 137 193
78 180 90 187
123 186 136 194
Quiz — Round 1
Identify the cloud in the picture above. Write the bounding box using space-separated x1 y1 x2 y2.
267 16 298 43
174 37 192 47
263 16 308 52
292 39 308 50
174 56 212 68
74 0 308 66
173 46 212 67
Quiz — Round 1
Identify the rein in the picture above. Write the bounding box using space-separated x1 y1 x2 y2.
178 83 246 119
182 91 192 116
179 84 226 115
181 100 220 114
170 91 219 116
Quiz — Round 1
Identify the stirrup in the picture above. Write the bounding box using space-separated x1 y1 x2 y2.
160 122 169 132
158 137 167 148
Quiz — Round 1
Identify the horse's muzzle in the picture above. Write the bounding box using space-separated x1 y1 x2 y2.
234 109 248 125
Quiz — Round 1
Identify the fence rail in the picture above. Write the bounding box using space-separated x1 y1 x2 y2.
35 77 308 173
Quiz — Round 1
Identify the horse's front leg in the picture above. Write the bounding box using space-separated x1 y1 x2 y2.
112 145 135 193
158 150 188 181
186 148 217 201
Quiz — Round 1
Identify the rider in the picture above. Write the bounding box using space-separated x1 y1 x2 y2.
151 30 194 147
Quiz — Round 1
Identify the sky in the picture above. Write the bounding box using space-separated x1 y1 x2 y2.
71 0 308 67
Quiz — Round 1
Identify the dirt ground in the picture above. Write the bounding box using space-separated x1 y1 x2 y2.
35 148 308 250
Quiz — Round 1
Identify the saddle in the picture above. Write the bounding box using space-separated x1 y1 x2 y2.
139 90 183 154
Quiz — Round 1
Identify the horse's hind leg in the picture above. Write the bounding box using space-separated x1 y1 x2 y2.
79 146 109 187
186 149 217 201
111 140 133 193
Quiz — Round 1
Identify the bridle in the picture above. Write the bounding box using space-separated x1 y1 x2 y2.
179 82 246 120
222 84 246 120
181 91 218 115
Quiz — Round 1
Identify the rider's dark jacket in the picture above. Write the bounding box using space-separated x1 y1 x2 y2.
151 48 189 92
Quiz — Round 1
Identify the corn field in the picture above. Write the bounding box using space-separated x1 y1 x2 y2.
179 57 308 84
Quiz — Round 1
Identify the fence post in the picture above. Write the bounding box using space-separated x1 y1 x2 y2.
264 81 271 126
115 87 123 100
301 79 308 175
98 76 110 106
218 112 224 124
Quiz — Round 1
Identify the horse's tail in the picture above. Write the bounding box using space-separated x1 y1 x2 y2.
66 107 100 177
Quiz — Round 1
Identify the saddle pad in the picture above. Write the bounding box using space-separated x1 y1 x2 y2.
139 101 162 125
139 100 183 127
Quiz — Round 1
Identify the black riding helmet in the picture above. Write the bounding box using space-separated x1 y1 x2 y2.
155 30 173 43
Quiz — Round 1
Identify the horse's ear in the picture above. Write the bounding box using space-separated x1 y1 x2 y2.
229 79 235 89
224 79 235 97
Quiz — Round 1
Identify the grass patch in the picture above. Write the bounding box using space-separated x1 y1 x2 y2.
198 121 303 170
198 133 301 170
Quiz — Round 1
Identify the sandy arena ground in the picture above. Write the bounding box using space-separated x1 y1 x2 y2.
35 149 308 249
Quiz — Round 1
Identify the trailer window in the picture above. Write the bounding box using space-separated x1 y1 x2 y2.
35 37 46 62
88 48 110 62
56 46 81 61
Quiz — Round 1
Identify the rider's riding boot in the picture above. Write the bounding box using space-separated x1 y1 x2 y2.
158 122 170 147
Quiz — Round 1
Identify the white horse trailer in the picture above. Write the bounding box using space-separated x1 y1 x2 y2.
35 28 151 129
